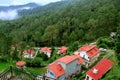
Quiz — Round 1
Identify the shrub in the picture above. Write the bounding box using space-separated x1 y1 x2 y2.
25 58 42 67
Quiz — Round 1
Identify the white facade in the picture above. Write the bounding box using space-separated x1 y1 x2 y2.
79 51 90 61
23 53 34 58
43 52 51 58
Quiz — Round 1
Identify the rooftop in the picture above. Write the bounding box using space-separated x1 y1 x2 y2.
86 58 114 80
78 45 100 58
78 45 96 52
16 61 26 67
46 62 66 78
57 55 78 64
59 46 67 54
40 47 52 53
23 49 35 54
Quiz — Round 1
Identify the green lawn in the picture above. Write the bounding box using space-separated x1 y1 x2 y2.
0 62 46 76
0 62 15 72
27 67 47 75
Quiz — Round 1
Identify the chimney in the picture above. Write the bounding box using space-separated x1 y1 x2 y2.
93 68 98 74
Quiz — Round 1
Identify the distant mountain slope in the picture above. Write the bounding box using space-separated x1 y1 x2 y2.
0 0 119 47
0 3 39 11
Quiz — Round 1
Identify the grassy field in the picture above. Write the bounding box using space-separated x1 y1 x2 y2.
0 62 15 72
0 62 46 75
27 67 46 75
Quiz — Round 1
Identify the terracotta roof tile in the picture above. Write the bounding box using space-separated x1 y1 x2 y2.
16 61 26 67
78 45 100 58
57 55 78 64
23 49 35 55
40 47 52 53
59 46 67 54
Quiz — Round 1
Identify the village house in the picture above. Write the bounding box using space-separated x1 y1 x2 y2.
74 45 100 68
85 58 114 80
45 55 84 80
22 49 35 58
57 46 67 55
40 47 52 58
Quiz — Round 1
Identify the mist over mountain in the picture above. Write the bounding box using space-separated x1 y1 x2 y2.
0 3 39 20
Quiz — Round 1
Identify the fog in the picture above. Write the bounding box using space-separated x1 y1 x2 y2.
0 7 32 20
0 10 18 20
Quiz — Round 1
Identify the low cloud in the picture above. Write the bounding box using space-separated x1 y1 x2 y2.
0 7 32 20
0 10 18 20
19 7 31 10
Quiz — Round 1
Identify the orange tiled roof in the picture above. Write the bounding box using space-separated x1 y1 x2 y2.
16 61 26 67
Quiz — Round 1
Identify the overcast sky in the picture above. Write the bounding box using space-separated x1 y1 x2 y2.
0 0 61 6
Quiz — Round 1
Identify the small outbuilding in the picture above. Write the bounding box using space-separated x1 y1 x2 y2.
40 47 52 58
57 46 67 55
23 49 35 58
16 61 26 68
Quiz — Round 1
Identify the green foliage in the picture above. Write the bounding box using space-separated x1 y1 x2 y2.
97 37 115 49
0 32 12 55
0 0 118 47
24 58 42 67
115 24 120 53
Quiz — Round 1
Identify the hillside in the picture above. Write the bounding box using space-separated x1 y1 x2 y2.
0 0 120 50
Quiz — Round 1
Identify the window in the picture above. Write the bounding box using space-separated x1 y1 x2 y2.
50 72 54 76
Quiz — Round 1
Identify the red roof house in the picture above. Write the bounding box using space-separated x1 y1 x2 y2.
23 49 35 58
57 46 67 55
40 47 52 53
85 58 114 80
46 63 66 78
40 47 52 57
45 55 84 79
78 45 100 58
76 45 100 68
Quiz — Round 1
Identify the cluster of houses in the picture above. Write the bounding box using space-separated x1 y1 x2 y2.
16 45 114 80
22 46 67 58
45 45 114 80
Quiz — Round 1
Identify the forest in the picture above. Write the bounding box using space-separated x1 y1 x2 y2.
0 0 120 66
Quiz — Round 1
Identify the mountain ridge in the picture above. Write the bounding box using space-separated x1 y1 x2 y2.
0 2 39 11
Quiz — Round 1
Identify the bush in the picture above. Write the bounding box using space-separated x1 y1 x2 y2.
0 56 9 62
98 43 108 49
97 37 115 49
25 57 43 67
